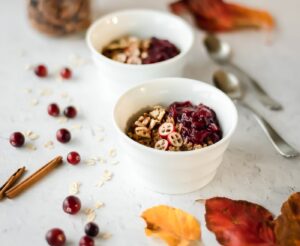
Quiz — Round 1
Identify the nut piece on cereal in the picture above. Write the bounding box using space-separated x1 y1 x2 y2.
149 119 159 129
135 116 151 127
112 53 127 63
127 56 142 65
149 106 166 122
135 126 151 138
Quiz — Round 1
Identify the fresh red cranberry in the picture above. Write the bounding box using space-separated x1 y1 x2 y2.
60 67 72 79
56 129 71 143
46 228 66 246
84 222 99 237
48 103 60 117
34 64 48 77
79 236 94 246
67 151 81 165
63 106 77 118
63 195 81 215
9 132 25 147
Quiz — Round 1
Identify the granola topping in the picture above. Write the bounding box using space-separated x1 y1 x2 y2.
101 36 180 65
127 101 222 151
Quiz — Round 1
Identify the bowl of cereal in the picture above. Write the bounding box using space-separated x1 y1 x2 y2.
113 77 238 194
86 9 194 94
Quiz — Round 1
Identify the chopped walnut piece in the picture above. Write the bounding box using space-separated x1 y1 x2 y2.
135 127 151 138
141 39 151 50
149 108 160 119
112 53 127 63
127 56 142 64
142 117 151 126
149 106 165 122
141 51 148 59
135 116 150 127
194 144 203 149
157 109 166 121
149 119 159 129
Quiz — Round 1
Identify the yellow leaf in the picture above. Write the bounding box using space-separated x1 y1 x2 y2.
141 205 201 246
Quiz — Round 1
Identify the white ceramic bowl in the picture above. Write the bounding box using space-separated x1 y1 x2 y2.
86 9 194 95
113 77 238 194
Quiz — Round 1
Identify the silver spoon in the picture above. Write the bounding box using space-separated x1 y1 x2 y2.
213 70 298 158
204 34 283 111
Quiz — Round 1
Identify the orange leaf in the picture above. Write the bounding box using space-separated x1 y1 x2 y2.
274 192 300 246
141 205 201 246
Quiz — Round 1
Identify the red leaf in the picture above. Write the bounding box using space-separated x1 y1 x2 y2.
205 197 276 246
169 0 274 32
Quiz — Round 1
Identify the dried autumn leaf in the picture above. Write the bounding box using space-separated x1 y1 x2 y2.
170 0 274 32
205 197 276 246
274 192 300 246
141 205 201 246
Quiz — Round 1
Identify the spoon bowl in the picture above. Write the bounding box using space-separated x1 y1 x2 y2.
213 70 243 100
203 35 231 64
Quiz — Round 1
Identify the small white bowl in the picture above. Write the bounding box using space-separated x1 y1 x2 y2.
113 77 238 194
86 9 194 95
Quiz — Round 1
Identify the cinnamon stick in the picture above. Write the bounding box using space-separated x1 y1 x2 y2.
5 156 63 199
0 167 26 200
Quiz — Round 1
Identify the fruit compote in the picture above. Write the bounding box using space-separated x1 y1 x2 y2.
168 101 222 145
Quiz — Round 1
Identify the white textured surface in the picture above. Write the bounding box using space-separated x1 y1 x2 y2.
0 0 300 245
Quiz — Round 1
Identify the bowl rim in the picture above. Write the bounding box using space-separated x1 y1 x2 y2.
113 77 238 156
86 8 195 69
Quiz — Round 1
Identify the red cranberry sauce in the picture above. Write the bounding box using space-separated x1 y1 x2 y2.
142 37 180 64
168 101 222 145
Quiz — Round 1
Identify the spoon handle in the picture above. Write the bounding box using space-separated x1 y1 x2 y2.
229 62 283 111
239 102 298 158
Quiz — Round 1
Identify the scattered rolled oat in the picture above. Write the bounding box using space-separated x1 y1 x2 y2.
25 143 37 151
24 88 32 94
108 148 117 158
44 140 54 150
85 208 96 222
84 158 97 166
24 64 33 70
24 130 39 141
95 201 104 209
57 116 68 124
69 54 88 67
71 124 82 130
110 160 119 165
100 232 112 240
96 170 113 187
69 182 81 195
31 98 39 106
39 88 53 96
98 157 107 164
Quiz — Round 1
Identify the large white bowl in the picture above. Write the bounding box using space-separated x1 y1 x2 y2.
113 77 238 194
86 9 194 95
